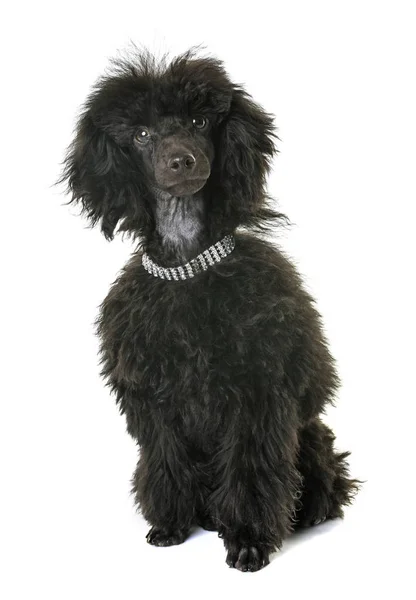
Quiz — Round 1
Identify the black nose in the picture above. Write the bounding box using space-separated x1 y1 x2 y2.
168 154 196 172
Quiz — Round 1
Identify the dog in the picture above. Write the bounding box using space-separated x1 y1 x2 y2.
61 49 358 571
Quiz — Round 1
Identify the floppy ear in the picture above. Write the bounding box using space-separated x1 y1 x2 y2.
60 100 152 240
215 88 277 228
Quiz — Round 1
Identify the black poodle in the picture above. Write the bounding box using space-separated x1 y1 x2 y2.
61 50 358 572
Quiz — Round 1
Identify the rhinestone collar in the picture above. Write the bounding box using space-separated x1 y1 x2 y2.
142 234 235 281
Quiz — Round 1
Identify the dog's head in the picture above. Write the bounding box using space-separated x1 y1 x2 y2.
61 49 278 239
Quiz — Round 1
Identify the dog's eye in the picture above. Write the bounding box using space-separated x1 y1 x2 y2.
192 115 208 130
135 128 151 143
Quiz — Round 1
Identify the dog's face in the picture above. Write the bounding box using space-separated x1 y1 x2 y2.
135 113 213 198
61 51 277 239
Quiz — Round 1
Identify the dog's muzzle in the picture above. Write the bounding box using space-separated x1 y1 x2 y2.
154 136 211 196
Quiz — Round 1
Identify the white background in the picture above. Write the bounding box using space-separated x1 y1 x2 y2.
1 1 415 598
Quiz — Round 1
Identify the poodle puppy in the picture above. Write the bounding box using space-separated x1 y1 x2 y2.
61 50 358 572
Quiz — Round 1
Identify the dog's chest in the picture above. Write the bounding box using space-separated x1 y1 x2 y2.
104 273 265 435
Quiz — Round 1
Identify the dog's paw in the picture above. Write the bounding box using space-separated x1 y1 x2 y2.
225 542 270 572
294 489 335 528
295 508 329 528
146 526 189 547
197 514 218 532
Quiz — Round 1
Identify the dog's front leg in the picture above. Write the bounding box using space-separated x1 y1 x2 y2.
211 405 301 572
131 427 197 547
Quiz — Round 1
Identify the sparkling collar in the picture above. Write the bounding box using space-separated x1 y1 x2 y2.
142 234 235 281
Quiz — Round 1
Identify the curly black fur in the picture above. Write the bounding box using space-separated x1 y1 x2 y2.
60 49 359 572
